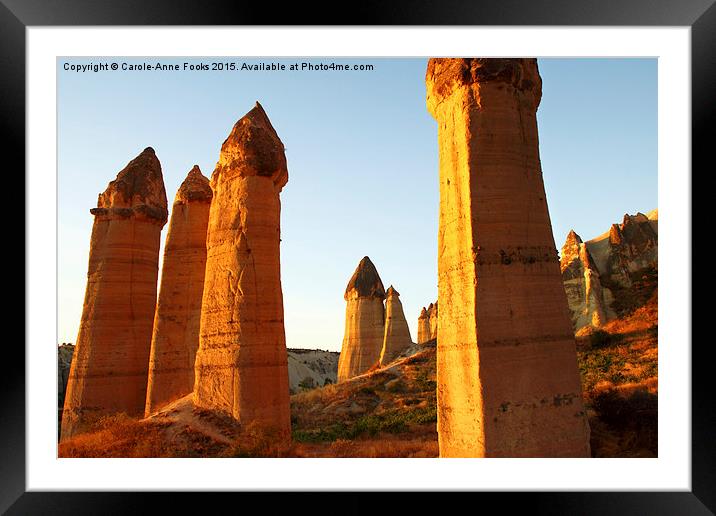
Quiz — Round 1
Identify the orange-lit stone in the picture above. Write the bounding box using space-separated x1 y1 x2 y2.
379 286 413 366
145 166 212 416
337 256 385 382
427 58 590 457
192 103 290 435
61 148 168 440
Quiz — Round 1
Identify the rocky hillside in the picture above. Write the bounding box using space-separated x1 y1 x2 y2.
560 209 657 332
287 348 339 393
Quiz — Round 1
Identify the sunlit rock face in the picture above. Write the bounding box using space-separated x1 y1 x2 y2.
145 166 212 417
337 256 386 382
560 230 615 330
417 307 431 344
61 148 168 440
192 103 290 435
428 301 438 340
427 58 590 457
379 286 414 366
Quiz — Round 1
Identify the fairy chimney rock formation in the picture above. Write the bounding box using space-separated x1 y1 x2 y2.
428 301 438 340
193 102 290 435
427 58 590 457
417 307 431 344
560 230 614 330
337 256 386 382
379 286 414 366
61 147 168 440
145 166 212 416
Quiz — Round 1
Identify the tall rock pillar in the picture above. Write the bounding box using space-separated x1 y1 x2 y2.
145 166 212 416
428 301 438 340
193 103 290 435
426 58 590 457
337 256 386 382
61 148 168 440
379 286 413 366
417 307 431 344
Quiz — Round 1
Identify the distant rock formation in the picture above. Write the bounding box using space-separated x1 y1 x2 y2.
61 147 168 440
287 349 340 392
560 210 657 331
426 58 590 457
193 102 290 435
379 286 414 366
337 256 386 382
560 230 615 330
590 211 658 288
428 301 438 340
417 302 438 344
417 307 431 344
145 166 212 416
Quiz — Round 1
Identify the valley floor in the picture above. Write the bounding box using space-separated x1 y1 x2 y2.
59 291 657 458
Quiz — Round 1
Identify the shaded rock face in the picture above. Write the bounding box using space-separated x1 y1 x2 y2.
560 210 657 329
61 148 168 440
602 212 658 287
560 230 615 330
379 286 414 366
193 103 290 435
145 166 212 416
417 308 431 344
427 58 590 457
337 256 386 382
57 344 75 435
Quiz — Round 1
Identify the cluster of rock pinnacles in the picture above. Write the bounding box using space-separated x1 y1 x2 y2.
62 58 591 457
336 257 415 383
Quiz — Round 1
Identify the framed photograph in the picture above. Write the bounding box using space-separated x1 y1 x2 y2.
7 0 708 513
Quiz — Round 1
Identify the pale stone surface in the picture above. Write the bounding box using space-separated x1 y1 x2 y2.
192 102 290 435
145 166 212 416
379 286 414 366
61 148 168 440
560 230 615 330
287 349 339 392
337 256 386 382
417 307 431 344
427 58 590 457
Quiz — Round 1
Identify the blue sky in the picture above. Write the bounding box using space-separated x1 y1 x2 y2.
57 57 657 351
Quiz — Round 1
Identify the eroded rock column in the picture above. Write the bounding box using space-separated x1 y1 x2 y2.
379 286 413 366
427 58 590 457
560 230 614 331
337 256 386 382
428 301 438 340
145 166 212 416
61 148 168 440
193 103 290 435
417 308 431 344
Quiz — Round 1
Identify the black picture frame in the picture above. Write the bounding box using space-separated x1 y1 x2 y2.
5 0 707 513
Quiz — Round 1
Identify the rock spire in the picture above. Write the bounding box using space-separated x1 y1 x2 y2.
61 147 168 440
379 286 414 366
337 256 386 382
145 165 212 416
427 58 590 457
192 102 291 435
